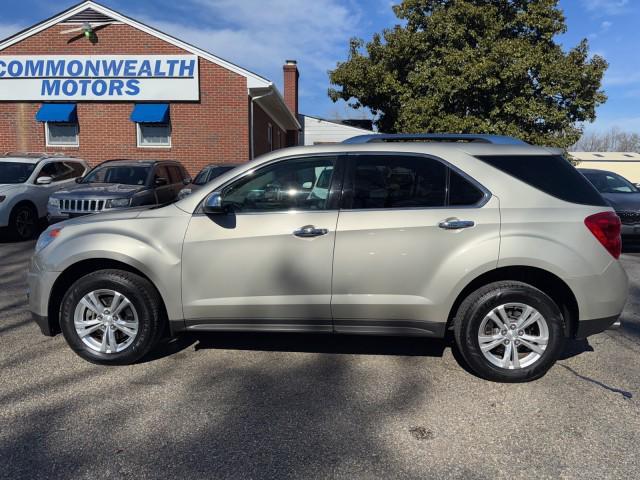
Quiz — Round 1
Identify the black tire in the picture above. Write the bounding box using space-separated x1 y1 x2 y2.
9 203 38 241
59 269 165 365
453 281 564 383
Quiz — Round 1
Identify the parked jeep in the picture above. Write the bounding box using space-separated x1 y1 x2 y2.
47 159 190 222
0 153 88 240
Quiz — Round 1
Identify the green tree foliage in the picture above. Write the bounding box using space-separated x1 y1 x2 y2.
328 0 608 147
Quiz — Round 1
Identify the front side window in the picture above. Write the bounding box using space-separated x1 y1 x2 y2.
349 155 447 209
0 162 36 184
46 122 79 147
221 157 336 213
37 162 76 183
138 123 171 147
83 166 150 185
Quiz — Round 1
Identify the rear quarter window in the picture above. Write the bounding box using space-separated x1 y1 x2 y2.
476 155 607 206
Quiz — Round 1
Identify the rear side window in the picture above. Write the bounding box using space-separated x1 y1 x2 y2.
476 155 607 206
350 155 447 209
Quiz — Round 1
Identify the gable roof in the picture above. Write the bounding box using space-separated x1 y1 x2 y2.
0 0 271 89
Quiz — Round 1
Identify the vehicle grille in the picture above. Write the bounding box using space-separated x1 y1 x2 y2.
60 198 107 214
617 210 640 225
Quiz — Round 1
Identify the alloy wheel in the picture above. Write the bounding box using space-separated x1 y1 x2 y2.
73 289 139 354
477 303 549 370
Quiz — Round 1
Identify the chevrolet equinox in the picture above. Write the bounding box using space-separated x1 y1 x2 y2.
28 134 628 382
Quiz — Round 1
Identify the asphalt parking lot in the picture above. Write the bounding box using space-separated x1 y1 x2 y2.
1 240 639 480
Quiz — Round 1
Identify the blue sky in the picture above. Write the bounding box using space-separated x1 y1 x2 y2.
0 0 638 132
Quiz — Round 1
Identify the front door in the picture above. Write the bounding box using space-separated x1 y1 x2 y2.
181 154 342 331
331 153 501 336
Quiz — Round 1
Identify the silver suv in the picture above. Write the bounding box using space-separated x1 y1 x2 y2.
0 153 88 240
28 135 628 382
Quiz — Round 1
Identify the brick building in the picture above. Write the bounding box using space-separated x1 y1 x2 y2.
0 1 301 175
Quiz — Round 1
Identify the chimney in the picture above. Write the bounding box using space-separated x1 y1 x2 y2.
283 60 299 117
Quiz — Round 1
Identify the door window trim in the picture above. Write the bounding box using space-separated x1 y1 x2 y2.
340 152 491 211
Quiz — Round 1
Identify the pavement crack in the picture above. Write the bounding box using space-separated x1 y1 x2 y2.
559 364 633 400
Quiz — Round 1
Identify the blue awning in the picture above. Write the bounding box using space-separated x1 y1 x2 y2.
35 103 77 123
130 103 170 123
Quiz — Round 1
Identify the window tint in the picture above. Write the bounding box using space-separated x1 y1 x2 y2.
154 166 170 184
449 170 484 206
38 162 74 182
477 155 606 206
167 166 183 184
350 155 446 209
222 157 336 212
66 162 86 177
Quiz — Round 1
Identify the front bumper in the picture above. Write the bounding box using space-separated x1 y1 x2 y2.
28 262 61 337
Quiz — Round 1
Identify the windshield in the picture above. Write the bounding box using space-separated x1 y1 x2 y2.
583 171 639 194
83 165 150 186
0 162 36 184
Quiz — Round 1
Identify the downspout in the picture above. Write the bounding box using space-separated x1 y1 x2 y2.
249 89 275 160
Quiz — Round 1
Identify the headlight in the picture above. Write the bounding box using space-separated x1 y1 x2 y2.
35 226 63 253
106 198 131 208
48 197 59 208
178 188 192 200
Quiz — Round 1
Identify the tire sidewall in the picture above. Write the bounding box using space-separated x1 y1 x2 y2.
11 204 37 241
60 272 156 365
459 285 564 382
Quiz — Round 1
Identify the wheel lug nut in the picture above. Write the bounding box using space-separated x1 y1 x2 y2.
504 339 510 345
518 330 524 337
510 324 517 330
501 330 507 336
514 340 521 346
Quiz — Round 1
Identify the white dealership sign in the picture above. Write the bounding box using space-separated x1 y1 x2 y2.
0 55 199 101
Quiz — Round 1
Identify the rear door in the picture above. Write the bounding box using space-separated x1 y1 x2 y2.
331 153 501 336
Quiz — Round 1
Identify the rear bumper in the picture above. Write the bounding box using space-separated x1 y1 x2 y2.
575 315 620 339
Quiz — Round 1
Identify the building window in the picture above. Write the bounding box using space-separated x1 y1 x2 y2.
267 123 273 151
45 122 79 147
137 122 171 148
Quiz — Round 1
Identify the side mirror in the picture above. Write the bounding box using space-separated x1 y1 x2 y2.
203 192 227 214
36 176 53 185
183 177 192 185
75 176 84 183
154 177 169 187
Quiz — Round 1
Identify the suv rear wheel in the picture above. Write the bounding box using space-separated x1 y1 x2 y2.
454 281 564 382
59 269 164 365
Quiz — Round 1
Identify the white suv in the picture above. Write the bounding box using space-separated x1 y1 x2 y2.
28 135 628 382
0 153 89 240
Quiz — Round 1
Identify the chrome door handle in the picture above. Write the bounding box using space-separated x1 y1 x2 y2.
293 225 329 238
438 219 475 230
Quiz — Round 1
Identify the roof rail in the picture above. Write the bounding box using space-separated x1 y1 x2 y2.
341 133 528 145
3 151 68 158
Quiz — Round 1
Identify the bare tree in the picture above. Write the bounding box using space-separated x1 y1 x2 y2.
571 127 640 152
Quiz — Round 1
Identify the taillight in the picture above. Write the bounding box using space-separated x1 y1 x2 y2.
584 211 622 259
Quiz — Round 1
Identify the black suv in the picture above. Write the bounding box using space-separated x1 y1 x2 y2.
47 159 190 222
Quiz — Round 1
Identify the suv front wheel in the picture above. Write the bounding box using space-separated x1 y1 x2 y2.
59 269 165 365
454 281 564 383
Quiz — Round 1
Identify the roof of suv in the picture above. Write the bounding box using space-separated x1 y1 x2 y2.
1 152 82 163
